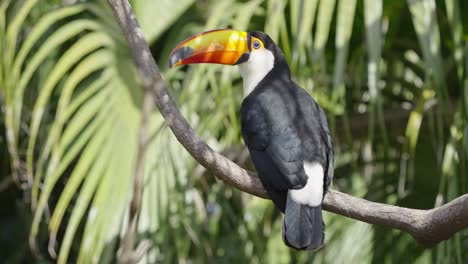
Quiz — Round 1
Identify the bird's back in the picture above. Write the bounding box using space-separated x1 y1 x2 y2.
243 74 331 168
241 71 333 207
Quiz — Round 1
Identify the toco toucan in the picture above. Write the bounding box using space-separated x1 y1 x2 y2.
168 29 334 250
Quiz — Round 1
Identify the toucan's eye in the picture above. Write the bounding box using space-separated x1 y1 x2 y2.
253 40 261 49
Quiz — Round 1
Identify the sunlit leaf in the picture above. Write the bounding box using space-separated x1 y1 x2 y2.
131 0 195 44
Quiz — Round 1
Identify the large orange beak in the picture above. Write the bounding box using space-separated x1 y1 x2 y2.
168 29 250 68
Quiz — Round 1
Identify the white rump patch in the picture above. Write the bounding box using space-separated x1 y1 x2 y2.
290 162 324 207
238 49 274 97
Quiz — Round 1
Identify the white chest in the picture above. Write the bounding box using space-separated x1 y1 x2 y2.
238 49 274 97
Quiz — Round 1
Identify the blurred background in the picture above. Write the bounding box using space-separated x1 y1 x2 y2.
1 0 467 263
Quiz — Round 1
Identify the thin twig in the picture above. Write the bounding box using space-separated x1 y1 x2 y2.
119 91 153 264
108 0 155 262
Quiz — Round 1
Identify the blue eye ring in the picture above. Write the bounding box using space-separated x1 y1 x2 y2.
253 40 261 49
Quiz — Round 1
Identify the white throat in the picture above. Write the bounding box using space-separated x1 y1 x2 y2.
238 49 274 97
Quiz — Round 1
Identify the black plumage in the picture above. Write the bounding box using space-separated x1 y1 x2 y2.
240 32 333 250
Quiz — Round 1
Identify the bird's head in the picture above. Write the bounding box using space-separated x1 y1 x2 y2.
168 29 280 68
169 29 289 94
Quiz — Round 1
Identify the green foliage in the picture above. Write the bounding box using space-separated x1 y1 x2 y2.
0 0 467 263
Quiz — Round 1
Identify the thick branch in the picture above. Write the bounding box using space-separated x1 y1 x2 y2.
107 0 468 248
325 191 468 247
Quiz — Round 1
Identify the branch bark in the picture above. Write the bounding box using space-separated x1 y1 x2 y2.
107 0 468 248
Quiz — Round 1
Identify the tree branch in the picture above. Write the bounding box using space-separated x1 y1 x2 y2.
107 0 468 248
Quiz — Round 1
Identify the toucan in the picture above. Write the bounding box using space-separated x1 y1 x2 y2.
168 29 334 250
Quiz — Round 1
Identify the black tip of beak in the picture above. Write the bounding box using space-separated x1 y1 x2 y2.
168 46 194 68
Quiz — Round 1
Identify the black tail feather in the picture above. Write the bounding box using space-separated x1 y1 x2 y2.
282 193 324 250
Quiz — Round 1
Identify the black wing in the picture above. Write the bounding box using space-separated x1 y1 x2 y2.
241 98 307 212
294 83 333 194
